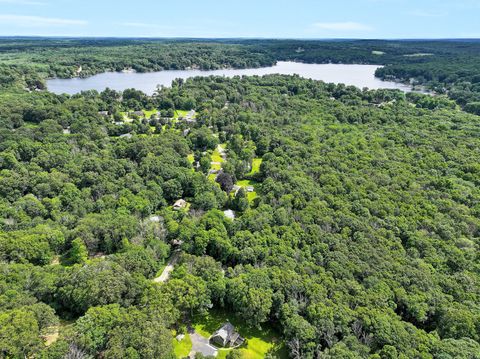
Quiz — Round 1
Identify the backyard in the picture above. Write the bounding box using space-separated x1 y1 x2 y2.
190 309 287 359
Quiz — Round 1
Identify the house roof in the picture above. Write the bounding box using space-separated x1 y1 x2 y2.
213 322 235 341
173 199 187 207
224 210 235 220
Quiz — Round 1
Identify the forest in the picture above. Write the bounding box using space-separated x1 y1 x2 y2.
1 38 480 113
0 38 479 359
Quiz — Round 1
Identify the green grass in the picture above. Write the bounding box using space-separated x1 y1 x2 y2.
235 179 259 202
119 111 132 122
173 332 192 358
155 264 166 278
174 110 189 119
192 309 286 359
120 109 157 122
208 145 225 175
247 192 258 202
187 154 195 164
248 158 262 176
143 109 158 118
211 148 225 164
211 163 222 171
236 179 254 187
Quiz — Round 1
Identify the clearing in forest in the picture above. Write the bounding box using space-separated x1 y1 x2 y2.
191 309 287 359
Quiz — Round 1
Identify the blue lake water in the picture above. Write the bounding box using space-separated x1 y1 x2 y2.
47 61 414 95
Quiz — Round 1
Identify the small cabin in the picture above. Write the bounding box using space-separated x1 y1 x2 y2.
210 322 244 348
173 199 187 211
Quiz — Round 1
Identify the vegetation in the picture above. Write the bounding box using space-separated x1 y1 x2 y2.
2 38 480 113
0 38 480 358
193 309 286 359
173 332 192 358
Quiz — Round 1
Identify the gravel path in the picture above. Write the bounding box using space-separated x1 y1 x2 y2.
153 250 181 283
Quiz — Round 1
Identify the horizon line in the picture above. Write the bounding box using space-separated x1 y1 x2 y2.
0 35 479 41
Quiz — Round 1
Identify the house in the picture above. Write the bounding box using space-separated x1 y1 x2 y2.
131 110 145 117
172 239 184 246
210 322 244 348
224 210 235 220
119 133 133 139
246 186 254 192
184 110 197 123
98 111 109 116
173 199 187 211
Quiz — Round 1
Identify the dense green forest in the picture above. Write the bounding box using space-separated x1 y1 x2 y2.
0 39 480 358
1 38 480 113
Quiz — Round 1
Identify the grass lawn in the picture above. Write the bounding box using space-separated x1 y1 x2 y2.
236 179 259 202
208 173 218 182
173 332 192 358
211 163 222 171
248 158 262 176
192 309 286 359
120 109 157 122
208 145 225 175
143 109 158 118
247 192 258 202
211 147 225 164
174 110 190 119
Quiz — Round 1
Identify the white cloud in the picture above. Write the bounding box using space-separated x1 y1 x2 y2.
312 22 373 32
409 10 447 17
0 15 87 26
0 0 46 5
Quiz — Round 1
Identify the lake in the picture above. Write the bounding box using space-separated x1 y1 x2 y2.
47 61 413 95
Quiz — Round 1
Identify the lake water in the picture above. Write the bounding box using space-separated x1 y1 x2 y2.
47 61 413 95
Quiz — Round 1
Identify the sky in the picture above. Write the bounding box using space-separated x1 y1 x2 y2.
0 0 479 39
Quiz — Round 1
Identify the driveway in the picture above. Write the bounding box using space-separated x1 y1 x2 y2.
153 250 181 283
189 331 218 358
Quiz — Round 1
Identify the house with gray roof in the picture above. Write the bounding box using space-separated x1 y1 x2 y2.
210 322 245 348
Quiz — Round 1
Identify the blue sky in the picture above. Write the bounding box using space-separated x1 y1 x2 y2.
0 0 479 38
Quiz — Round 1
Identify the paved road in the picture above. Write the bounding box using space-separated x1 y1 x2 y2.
153 250 181 283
